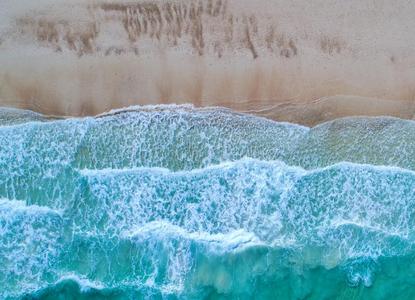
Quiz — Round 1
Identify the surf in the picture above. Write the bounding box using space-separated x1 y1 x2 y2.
1 106 415 299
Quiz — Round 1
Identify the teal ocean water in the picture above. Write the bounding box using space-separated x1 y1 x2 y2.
1 105 415 299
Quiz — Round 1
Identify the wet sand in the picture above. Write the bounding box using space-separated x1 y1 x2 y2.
1 0 415 125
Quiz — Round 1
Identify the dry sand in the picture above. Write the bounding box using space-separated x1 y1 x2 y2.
1 0 415 125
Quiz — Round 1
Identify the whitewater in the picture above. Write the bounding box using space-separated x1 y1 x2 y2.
1 105 415 299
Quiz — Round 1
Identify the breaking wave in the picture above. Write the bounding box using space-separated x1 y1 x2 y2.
1 105 415 299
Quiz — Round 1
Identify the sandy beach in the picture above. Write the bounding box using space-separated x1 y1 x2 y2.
1 0 415 125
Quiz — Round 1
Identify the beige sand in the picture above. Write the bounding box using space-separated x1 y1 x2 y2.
1 0 415 125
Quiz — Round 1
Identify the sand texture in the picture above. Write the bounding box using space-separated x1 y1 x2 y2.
1 0 415 125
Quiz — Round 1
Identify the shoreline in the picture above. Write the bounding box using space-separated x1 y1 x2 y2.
1 100 414 128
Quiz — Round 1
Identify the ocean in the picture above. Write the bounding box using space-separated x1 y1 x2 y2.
1 105 414 299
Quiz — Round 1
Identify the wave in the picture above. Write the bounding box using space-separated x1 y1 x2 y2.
0 107 49 125
76 159 415 251
12 235 415 299
0 199 64 299
0 106 415 209
0 106 414 172
2 158 415 298
1 107 415 299
15 251 415 299
296 116 415 170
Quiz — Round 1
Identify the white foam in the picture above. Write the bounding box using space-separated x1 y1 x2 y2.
78 156 415 180
123 220 264 251
78 157 300 177
0 198 62 215
56 274 105 292
95 103 197 117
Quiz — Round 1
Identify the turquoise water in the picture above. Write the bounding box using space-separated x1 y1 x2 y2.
1 105 415 299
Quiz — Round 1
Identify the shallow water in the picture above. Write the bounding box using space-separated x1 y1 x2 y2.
1 105 415 299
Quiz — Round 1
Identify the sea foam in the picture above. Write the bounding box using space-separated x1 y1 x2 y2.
1 106 415 299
